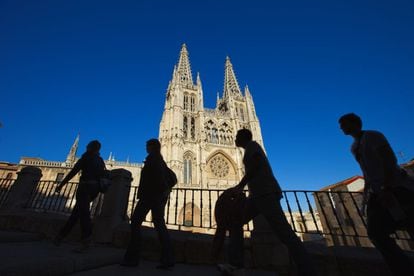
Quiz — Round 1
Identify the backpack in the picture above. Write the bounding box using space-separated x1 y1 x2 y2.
165 166 177 188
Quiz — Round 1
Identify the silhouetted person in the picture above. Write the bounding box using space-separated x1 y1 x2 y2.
54 140 106 252
339 113 414 275
218 129 317 276
121 139 174 269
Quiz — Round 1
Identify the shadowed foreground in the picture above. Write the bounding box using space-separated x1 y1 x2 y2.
0 230 275 276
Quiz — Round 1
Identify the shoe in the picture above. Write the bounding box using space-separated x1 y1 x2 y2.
156 263 174 270
217 263 246 276
120 260 139 267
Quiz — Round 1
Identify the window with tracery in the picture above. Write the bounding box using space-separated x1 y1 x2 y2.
191 117 195 140
184 95 189 111
209 155 230 178
183 116 188 138
204 120 233 145
190 96 195 112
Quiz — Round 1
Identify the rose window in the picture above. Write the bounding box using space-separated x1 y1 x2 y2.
209 156 230 178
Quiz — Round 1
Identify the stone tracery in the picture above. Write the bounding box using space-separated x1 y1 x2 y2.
209 155 230 178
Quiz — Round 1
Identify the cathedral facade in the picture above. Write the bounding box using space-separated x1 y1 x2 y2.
159 44 265 189
1 44 265 191
0 45 324 238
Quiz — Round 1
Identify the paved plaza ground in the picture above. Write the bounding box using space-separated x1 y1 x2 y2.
0 231 276 276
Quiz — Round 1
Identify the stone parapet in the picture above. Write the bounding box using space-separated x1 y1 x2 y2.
94 169 133 243
2 166 42 210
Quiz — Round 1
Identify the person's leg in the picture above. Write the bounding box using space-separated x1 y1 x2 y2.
123 199 151 264
256 194 317 276
56 203 80 241
152 196 174 267
78 184 99 240
367 197 414 276
228 197 258 268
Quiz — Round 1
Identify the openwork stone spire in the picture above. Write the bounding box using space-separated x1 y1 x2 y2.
176 44 193 86
66 134 79 163
223 56 242 98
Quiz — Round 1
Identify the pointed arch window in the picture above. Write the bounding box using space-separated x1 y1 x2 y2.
190 96 195 112
184 95 189 111
191 117 195 140
183 116 188 138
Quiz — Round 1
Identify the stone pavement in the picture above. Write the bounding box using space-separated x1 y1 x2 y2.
73 260 277 276
0 231 276 276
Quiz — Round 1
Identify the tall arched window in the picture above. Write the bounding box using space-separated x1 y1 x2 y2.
190 96 195 112
183 116 188 139
184 95 189 111
183 154 193 185
191 117 195 140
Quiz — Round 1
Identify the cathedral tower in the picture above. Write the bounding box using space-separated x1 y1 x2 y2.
159 45 265 189
65 134 79 165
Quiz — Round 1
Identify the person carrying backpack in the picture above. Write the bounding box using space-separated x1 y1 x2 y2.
121 138 175 269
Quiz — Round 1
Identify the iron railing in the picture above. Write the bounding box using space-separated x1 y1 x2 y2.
125 186 253 232
1 178 412 248
24 180 103 217
0 178 15 207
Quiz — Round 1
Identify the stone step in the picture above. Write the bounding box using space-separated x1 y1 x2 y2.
0 230 44 243
71 260 277 276
0 241 124 276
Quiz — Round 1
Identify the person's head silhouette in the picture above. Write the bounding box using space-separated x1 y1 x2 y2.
235 128 252 149
146 138 161 154
339 113 362 137
86 140 101 154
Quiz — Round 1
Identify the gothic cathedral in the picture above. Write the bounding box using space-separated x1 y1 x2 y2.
159 44 265 189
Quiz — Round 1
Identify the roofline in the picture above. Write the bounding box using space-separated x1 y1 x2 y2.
319 175 364 191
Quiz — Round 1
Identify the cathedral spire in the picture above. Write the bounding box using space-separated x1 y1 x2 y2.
223 56 242 99
66 134 79 164
176 44 193 86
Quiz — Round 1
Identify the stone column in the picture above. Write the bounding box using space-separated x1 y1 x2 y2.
94 169 132 243
2 166 42 210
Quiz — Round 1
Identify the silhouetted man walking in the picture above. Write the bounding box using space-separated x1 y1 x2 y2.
54 140 106 252
219 129 317 276
121 139 174 269
339 113 414 275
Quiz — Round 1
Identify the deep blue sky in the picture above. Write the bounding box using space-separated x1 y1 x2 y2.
1 0 413 190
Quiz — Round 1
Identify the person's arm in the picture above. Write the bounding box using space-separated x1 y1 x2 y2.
233 152 263 192
55 159 82 193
